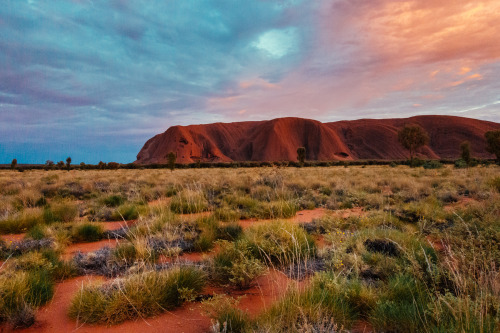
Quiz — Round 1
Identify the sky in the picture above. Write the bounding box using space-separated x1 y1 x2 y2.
1 0 500 164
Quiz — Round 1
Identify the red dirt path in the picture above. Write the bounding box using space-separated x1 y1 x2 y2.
8 269 300 333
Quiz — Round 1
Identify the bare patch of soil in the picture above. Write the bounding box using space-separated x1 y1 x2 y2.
444 197 478 212
62 239 121 260
0 233 26 243
238 208 328 229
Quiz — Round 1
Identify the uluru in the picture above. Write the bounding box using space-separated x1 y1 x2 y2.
135 115 500 164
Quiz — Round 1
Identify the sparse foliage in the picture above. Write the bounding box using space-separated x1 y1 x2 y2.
485 130 500 163
65 157 71 171
297 147 306 166
167 152 176 171
397 124 429 165
45 160 54 170
460 141 471 165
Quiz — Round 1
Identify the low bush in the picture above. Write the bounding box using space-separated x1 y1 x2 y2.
245 221 316 266
72 223 104 242
102 195 125 207
211 240 265 289
203 295 250 333
110 204 139 221
68 266 206 324
43 202 78 223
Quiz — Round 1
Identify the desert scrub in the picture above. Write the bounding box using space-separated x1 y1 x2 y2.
258 200 299 219
210 240 265 289
102 194 125 207
110 203 141 221
68 266 206 324
245 221 315 266
0 266 57 328
256 274 366 331
0 272 35 328
214 206 240 222
71 222 104 242
170 190 209 214
0 208 44 234
370 274 430 332
42 201 78 223
203 294 251 333
326 228 438 282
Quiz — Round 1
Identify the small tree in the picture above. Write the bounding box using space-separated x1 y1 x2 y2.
66 157 72 171
397 124 429 165
45 160 54 170
460 141 471 166
297 147 306 166
167 152 176 171
107 162 120 170
56 161 65 169
10 159 17 169
485 130 500 164
98 161 106 169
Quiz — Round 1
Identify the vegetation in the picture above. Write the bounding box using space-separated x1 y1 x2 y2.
167 151 176 171
297 147 306 166
65 157 71 171
485 130 500 163
0 165 499 330
68 266 205 324
460 140 471 165
398 124 430 165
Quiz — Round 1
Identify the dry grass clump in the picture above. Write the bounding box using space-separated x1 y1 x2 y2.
244 221 316 266
68 266 206 324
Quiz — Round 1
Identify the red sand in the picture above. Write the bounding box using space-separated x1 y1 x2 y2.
237 208 327 229
7 269 301 333
135 115 500 164
62 239 121 260
0 233 26 243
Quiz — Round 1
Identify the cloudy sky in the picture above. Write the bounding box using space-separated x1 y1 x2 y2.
1 0 500 163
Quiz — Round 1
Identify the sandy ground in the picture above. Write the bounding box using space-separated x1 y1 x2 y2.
1 207 376 332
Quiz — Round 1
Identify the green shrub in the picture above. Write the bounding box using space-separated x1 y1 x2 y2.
0 208 44 234
454 159 468 169
68 266 206 324
0 272 32 327
257 275 361 331
102 195 125 207
423 160 443 169
72 223 104 242
370 274 429 332
203 295 250 333
43 202 78 223
488 176 500 193
217 224 243 241
110 204 139 221
245 221 315 265
214 207 240 222
26 225 46 240
170 194 209 214
211 240 265 289
25 269 54 307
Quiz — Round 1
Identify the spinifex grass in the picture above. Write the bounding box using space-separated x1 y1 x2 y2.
68 266 206 325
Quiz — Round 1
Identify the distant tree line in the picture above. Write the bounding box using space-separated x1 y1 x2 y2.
4 129 500 171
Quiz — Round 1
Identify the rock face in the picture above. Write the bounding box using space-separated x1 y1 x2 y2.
135 115 500 164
